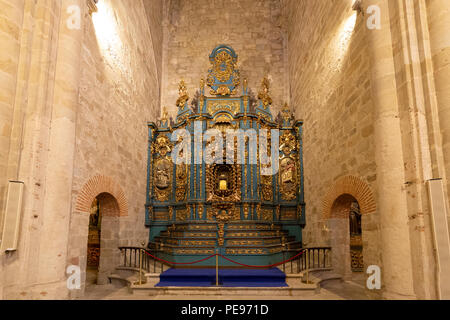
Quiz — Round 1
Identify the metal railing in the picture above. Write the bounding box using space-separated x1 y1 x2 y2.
118 246 332 285
281 247 332 274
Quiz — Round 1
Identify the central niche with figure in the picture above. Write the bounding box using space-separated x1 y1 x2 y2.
215 164 234 196
206 162 240 203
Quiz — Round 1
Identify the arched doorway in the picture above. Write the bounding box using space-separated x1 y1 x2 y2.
85 192 121 285
329 194 364 278
349 201 363 272
86 198 102 284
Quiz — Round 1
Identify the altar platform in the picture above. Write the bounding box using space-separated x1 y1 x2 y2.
155 268 288 287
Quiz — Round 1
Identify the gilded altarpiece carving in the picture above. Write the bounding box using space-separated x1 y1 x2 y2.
145 45 305 266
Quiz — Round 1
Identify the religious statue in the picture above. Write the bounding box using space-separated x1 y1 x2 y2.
89 198 100 229
158 107 170 128
280 157 297 201
155 159 171 189
258 77 273 107
349 202 362 235
281 103 293 126
219 173 228 191
176 80 189 109
161 107 169 121
281 157 295 184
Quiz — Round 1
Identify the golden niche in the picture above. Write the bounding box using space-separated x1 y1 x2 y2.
280 157 297 201
219 173 228 191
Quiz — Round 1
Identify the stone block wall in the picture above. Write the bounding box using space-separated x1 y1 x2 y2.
68 0 162 294
161 0 288 117
144 0 164 83
283 0 380 268
0 0 162 299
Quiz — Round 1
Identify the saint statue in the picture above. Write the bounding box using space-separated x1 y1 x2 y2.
176 80 189 109
349 202 362 235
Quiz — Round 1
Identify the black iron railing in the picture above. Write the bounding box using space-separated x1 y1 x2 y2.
119 246 170 275
281 247 332 274
118 245 332 279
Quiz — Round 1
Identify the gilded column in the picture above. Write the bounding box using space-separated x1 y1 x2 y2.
364 0 416 299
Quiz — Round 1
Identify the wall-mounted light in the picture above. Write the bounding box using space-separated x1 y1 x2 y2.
87 0 98 16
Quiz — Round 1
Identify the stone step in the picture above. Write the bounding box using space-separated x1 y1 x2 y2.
130 283 318 296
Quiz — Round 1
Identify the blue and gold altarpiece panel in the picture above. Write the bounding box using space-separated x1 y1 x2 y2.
145 45 305 266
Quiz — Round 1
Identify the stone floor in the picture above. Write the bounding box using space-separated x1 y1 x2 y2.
78 278 381 300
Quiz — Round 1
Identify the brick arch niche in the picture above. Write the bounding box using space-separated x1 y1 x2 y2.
322 175 376 219
76 175 128 217
76 175 128 285
322 176 376 279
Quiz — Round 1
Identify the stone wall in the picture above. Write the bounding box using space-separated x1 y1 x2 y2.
68 0 162 293
0 0 162 299
161 0 288 117
1 0 449 301
0 0 85 299
283 0 380 270
144 0 164 84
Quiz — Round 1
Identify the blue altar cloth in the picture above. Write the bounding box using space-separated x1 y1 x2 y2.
155 268 288 287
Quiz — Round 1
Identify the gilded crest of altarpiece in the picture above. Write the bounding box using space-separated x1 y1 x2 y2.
145 45 305 266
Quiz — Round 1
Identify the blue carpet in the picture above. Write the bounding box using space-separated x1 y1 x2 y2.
156 268 288 287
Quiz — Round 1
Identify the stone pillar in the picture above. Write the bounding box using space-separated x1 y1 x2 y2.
0 0 25 300
0 0 25 225
426 0 450 300
35 0 84 296
427 0 450 222
364 0 416 298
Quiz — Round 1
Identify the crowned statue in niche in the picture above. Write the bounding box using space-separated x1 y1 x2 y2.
155 159 171 189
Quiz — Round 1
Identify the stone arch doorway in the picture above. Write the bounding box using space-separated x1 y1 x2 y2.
329 194 364 279
86 192 121 285
322 176 376 279
75 175 128 286
86 197 102 284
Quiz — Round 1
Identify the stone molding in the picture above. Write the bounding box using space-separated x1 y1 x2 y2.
322 175 376 219
75 175 128 216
